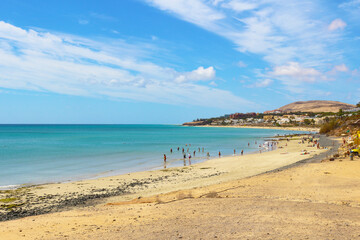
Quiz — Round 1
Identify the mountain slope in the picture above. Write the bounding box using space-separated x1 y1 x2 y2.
277 100 355 113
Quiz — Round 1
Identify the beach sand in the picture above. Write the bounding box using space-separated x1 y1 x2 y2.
195 125 320 132
1 136 359 239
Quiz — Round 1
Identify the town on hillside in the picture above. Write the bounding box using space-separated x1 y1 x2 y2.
183 101 360 132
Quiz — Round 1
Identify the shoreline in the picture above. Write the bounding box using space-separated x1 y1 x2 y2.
187 124 320 132
0 133 332 221
0 130 305 191
2 134 359 239
0 141 272 191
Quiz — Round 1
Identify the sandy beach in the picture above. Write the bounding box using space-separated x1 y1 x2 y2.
193 125 320 132
2 135 359 239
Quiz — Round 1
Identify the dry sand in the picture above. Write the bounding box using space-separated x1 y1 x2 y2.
2 136 359 239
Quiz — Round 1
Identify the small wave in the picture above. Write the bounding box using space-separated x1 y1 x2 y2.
0 184 20 190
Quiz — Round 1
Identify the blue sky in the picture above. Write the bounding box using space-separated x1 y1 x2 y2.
0 0 359 124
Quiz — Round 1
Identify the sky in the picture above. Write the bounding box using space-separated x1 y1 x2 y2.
0 0 359 124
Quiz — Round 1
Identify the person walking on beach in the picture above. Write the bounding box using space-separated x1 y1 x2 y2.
163 154 167 169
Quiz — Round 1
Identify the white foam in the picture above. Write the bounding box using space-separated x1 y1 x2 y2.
0 185 20 190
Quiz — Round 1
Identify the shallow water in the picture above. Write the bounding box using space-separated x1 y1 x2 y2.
0 124 305 188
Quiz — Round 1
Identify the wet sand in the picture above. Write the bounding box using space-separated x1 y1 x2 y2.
195 125 320 132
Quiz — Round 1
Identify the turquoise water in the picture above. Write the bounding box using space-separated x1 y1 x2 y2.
0 125 305 189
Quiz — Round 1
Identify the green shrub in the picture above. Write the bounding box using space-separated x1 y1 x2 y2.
319 119 339 134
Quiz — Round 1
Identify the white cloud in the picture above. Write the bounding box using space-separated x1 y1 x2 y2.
145 0 224 28
222 0 258 12
271 62 322 83
249 78 273 88
175 66 216 83
328 19 347 31
0 21 252 109
331 64 349 73
144 0 345 67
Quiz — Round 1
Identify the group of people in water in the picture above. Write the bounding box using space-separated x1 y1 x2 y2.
162 140 278 169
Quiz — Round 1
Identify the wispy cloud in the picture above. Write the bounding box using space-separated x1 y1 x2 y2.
248 78 273 88
237 61 247 67
330 64 349 74
90 12 117 22
145 0 342 68
144 0 354 99
339 0 360 9
328 19 347 31
78 19 89 25
145 0 225 28
0 21 252 109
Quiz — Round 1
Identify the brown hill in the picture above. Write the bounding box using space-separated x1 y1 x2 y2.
277 100 355 113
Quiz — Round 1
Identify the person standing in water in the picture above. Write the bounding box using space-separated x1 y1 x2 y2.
234 149 236 155
241 150 244 155
188 153 192 165
193 150 196 157
218 151 221 158
163 154 167 169
170 148 172 153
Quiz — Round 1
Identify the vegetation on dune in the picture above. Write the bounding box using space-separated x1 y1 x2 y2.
0 198 17 203
319 113 360 135
320 119 340 134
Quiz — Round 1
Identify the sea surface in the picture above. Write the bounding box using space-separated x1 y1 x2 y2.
0 124 306 189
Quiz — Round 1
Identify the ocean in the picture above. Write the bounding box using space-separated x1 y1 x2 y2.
0 124 305 189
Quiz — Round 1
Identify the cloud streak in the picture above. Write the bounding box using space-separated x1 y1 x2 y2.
0 21 252 109
145 0 342 68
144 0 354 99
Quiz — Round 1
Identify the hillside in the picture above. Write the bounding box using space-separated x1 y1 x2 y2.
277 100 355 113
